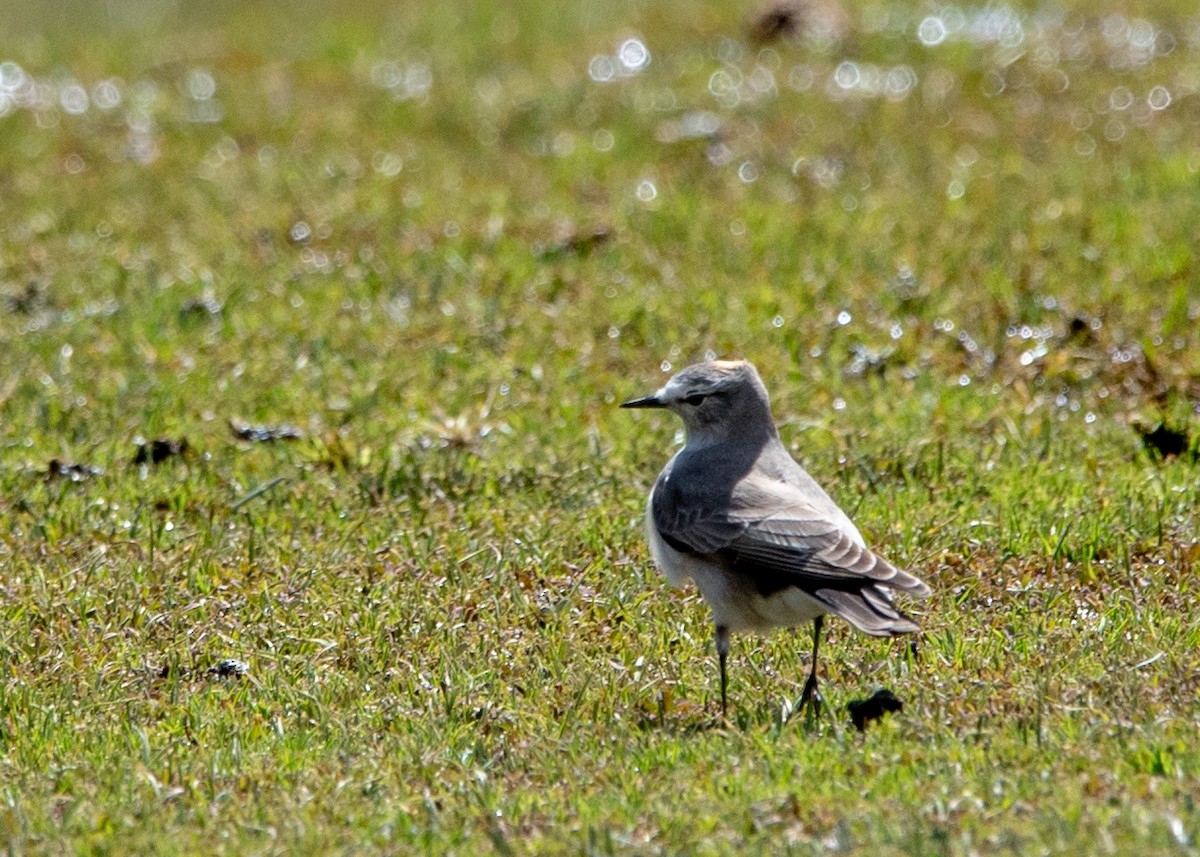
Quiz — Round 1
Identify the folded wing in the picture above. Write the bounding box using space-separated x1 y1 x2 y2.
652 473 931 636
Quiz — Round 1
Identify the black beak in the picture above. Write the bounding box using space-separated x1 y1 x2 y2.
620 394 665 409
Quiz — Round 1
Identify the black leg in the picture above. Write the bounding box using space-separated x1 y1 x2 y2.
716 624 730 717
799 615 823 715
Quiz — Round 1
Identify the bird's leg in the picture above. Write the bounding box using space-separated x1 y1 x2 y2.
715 624 730 718
800 615 824 715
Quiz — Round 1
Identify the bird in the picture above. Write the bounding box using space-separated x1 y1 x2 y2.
621 359 930 717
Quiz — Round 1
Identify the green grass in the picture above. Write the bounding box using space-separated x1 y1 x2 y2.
2 0 1200 852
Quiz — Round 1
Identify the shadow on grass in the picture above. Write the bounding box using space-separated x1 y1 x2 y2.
632 695 835 735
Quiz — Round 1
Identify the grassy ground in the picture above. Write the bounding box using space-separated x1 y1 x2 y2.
2 0 1200 852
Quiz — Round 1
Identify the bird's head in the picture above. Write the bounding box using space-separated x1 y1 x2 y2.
621 359 776 442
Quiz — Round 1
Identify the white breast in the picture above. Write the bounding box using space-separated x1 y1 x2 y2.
645 488 691 588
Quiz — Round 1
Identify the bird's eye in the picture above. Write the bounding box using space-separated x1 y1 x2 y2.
683 394 706 406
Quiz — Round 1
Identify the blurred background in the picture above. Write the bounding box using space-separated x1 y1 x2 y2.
3 0 1198 464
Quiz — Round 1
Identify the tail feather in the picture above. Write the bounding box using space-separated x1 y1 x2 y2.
814 585 922 637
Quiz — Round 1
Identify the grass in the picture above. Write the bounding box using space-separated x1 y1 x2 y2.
2 0 1200 852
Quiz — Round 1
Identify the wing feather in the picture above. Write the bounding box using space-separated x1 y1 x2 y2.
651 463 930 634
